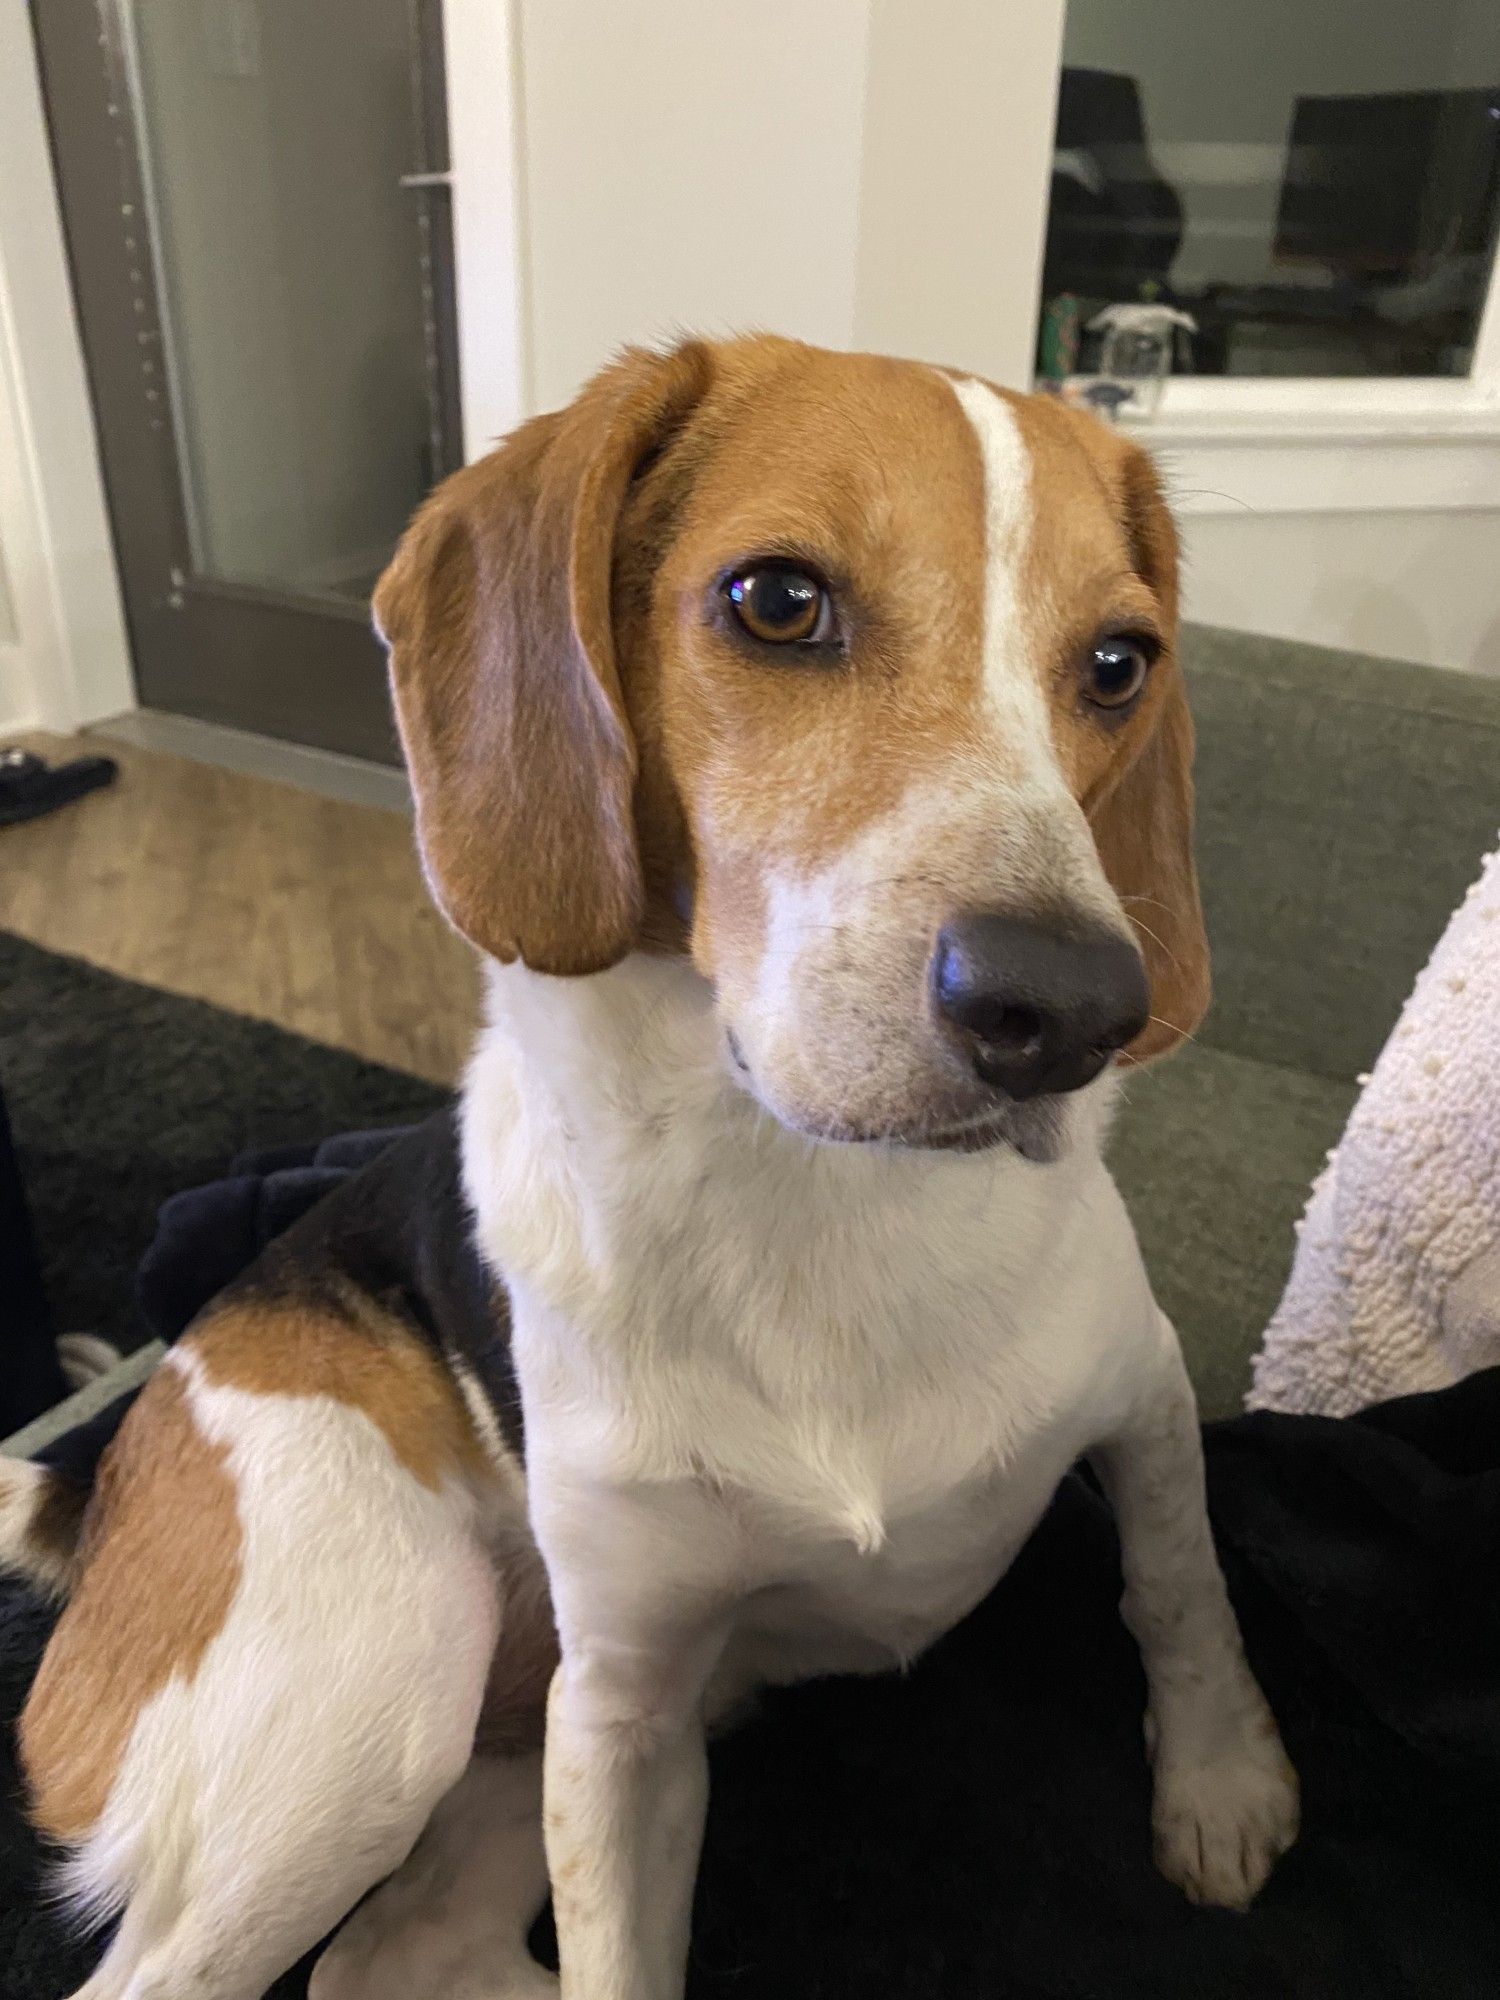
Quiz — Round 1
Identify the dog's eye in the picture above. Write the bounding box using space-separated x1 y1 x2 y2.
1085 635 1154 711
725 565 833 646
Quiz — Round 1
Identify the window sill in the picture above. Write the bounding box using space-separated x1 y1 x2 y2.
1134 402 1500 449
1122 399 1500 517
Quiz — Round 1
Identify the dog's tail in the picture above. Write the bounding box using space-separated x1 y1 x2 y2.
0 1459 86 1600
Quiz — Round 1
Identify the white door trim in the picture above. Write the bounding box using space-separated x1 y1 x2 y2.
0 7 134 735
443 0 530 458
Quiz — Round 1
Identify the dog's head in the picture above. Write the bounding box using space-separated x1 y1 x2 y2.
376 336 1208 1156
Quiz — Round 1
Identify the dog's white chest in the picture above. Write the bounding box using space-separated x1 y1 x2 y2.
493 1135 1134 1682
463 961 1152 1676
718 1424 1080 1684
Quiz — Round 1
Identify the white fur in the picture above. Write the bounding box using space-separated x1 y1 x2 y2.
460 949 1296 1995
62 1351 501 2000
311 1754 555 2000
466 955 1138 1544
947 373 1057 757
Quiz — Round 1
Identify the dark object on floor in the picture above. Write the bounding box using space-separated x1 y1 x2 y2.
2 1166 1497 1998
0 1080 68 1434
0 933 446 1353
0 749 117 830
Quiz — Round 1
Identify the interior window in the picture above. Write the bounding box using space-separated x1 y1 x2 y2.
1037 0 1500 379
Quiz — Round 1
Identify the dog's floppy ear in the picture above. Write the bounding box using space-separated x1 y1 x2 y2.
375 341 712 973
1087 438 1211 1061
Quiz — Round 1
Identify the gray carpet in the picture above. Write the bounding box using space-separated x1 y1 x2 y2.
0 932 447 1350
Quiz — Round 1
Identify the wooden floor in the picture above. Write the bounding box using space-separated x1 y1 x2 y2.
1 732 480 1084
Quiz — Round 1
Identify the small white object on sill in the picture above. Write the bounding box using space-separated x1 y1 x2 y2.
1063 304 1199 423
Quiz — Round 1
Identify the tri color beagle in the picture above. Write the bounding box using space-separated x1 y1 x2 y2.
1 336 1298 2000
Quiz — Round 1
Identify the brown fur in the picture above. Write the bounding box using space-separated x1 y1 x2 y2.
187 1297 491 1494
379 332 1206 1056
21 1368 243 1843
30 1473 89 1583
1005 390 1210 1059
377 341 715 974
632 343 992 983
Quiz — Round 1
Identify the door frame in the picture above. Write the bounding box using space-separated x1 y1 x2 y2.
444 0 529 458
0 4 133 736
3 0 528 742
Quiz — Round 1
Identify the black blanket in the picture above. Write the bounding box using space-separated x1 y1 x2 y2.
3 1132 1498 1998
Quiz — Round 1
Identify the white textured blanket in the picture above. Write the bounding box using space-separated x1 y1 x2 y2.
1249 840 1500 1416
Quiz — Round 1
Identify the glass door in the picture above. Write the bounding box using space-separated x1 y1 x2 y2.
32 0 461 762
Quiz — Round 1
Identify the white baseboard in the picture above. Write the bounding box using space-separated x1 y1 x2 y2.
93 709 412 812
0 643 38 733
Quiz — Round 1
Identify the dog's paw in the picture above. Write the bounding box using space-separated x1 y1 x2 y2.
1150 1723 1300 1911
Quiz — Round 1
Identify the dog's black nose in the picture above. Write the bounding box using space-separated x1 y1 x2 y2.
931 915 1150 1100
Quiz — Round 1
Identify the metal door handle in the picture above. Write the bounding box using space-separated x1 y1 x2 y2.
399 170 452 190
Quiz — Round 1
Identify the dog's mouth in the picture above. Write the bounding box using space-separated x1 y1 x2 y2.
723 1029 1067 1163
914 1100 1067 1161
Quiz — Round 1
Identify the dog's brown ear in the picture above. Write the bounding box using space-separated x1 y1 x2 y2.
1087 438 1211 1061
375 342 711 973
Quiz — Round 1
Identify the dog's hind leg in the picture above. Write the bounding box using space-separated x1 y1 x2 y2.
310 1752 557 2000
23 1319 509 2000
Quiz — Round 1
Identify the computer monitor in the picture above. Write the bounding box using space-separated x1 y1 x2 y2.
1275 87 1500 281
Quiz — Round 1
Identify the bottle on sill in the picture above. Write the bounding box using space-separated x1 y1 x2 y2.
1087 303 1197 420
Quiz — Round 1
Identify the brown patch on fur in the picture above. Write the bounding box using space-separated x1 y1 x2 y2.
619 340 991 979
29 1472 89 1591
1088 679 1212 1062
190 1297 490 1494
382 335 992 982
1005 392 1210 1061
377 341 715 975
21 1367 242 1843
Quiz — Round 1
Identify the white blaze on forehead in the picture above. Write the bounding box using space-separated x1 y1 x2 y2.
944 375 1057 776
738 374 1129 1093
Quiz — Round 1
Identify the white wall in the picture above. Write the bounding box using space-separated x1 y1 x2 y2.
505 0 1065 412
513 0 871 415
1181 508 1500 674
0 351 32 728
854 0 1063 385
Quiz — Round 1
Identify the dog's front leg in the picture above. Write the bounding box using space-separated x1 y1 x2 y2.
536 1474 728 2000
1091 1319 1300 1910
544 1636 714 2000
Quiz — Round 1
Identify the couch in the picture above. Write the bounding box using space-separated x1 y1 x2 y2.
1114 625 1500 1415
